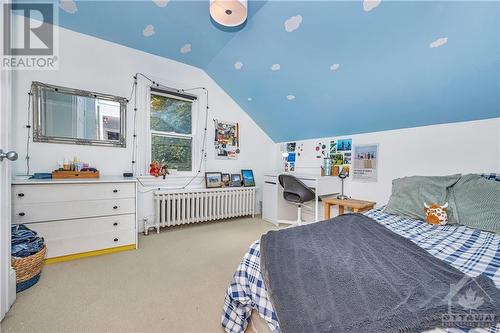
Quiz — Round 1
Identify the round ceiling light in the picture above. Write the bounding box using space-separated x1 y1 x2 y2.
210 0 247 27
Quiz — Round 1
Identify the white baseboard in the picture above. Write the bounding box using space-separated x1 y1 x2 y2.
8 267 16 309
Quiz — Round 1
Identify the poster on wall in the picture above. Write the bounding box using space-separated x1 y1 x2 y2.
353 144 378 182
215 120 239 160
330 138 352 177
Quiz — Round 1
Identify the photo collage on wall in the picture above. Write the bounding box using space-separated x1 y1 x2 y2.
284 142 303 172
330 138 352 177
215 120 239 160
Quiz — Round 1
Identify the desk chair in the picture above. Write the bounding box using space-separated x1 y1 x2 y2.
278 174 316 226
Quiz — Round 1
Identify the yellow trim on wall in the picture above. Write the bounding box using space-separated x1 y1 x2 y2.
44 244 136 264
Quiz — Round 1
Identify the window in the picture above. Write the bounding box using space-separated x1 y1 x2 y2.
150 89 195 172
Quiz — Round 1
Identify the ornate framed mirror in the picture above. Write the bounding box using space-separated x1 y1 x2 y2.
32 81 127 147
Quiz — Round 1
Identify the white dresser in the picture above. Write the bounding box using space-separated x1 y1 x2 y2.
11 177 137 263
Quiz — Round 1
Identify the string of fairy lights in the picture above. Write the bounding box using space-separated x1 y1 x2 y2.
128 73 210 192
24 75 210 192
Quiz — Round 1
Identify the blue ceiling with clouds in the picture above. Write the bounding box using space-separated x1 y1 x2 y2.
52 0 500 142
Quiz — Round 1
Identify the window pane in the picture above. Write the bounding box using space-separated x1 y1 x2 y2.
151 135 192 171
150 94 192 134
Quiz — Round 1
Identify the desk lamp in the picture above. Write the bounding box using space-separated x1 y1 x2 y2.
337 168 349 200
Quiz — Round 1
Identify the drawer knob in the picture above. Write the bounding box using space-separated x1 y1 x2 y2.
113 238 119 242
18 212 25 217
113 189 118 193
17 193 24 197
113 222 118 226
113 206 118 210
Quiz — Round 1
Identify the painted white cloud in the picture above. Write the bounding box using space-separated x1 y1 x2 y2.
286 95 296 101
59 0 77 14
152 0 170 8
271 64 281 71
247 97 252 101
234 61 243 70
363 0 381 12
284 15 302 33
143 24 155 37
429 37 448 48
330 63 340 71
180 43 192 54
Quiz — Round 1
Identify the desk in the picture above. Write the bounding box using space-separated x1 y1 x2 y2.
323 198 376 219
262 173 339 224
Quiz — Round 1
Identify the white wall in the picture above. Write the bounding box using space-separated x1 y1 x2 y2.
10 18 499 228
10 23 275 231
275 118 500 216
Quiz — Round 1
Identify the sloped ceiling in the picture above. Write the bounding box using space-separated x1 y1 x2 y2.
56 0 499 142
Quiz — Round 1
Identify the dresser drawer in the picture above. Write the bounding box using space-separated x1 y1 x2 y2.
39 229 136 259
13 182 135 204
25 214 135 240
13 198 135 223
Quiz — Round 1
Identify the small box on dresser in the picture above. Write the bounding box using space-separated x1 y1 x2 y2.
11 177 137 263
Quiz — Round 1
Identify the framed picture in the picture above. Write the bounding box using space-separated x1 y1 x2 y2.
230 174 242 187
221 173 230 187
205 172 222 188
241 169 255 187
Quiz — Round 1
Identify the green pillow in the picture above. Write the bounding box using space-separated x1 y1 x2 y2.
449 174 500 234
384 175 461 221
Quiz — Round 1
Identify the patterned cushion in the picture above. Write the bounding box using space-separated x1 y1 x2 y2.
384 174 461 221
450 174 500 234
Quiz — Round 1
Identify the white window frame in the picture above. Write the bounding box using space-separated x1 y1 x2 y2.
147 88 198 176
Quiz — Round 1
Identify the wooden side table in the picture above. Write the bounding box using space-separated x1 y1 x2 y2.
323 197 376 219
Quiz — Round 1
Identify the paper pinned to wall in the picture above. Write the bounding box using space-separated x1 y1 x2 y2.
330 138 352 177
329 140 337 157
215 120 239 160
353 144 378 182
336 138 352 151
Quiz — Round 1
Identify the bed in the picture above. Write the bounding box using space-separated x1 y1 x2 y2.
222 206 500 333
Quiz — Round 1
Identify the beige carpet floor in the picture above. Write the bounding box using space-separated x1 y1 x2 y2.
1 217 280 333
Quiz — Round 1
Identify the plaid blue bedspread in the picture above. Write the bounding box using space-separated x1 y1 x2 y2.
222 207 500 333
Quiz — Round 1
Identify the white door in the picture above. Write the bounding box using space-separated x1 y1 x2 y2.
0 67 16 320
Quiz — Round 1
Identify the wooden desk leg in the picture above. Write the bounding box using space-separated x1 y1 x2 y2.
338 205 345 215
324 203 331 220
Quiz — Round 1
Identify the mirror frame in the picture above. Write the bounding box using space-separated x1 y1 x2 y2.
32 81 127 148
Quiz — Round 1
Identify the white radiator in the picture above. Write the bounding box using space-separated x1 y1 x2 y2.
148 187 257 234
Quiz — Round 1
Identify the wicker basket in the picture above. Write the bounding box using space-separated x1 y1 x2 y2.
11 245 46 284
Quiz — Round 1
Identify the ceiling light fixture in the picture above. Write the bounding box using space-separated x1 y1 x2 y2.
210 0 247 27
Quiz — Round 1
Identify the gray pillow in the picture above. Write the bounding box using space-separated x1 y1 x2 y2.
449 174 500 234
384 174 461 221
